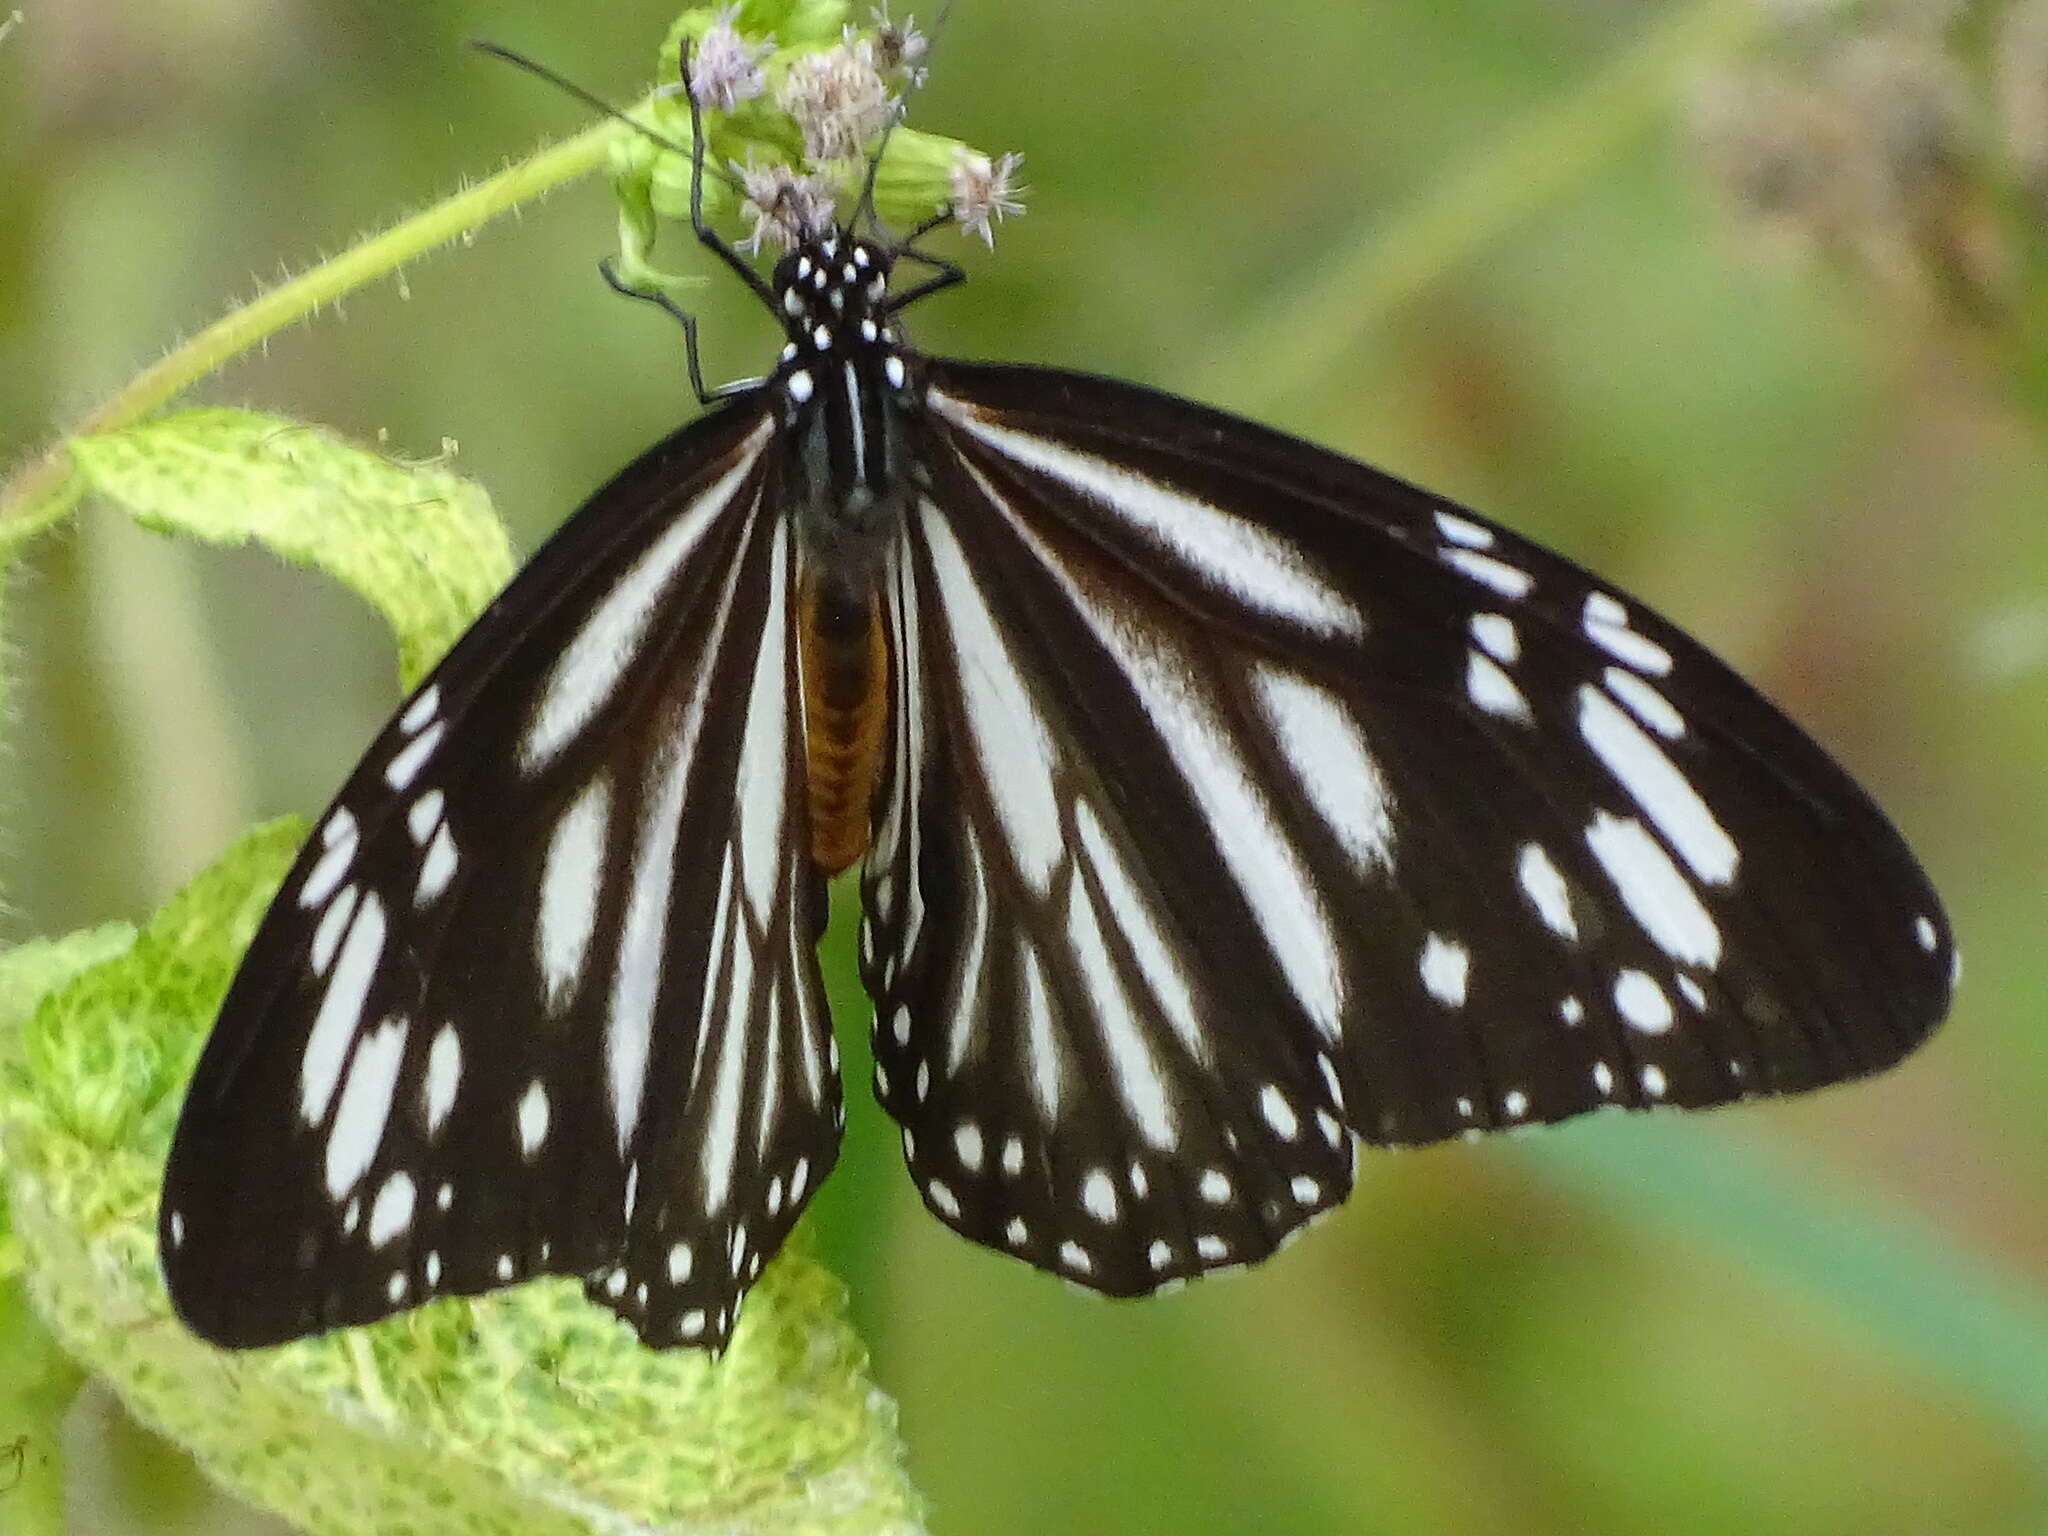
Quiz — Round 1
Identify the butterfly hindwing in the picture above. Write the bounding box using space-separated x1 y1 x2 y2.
161 402 840 1352
854 360 1953 1295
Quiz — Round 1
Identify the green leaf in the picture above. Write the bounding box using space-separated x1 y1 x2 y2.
69 409 515 690
0 822 924 1534
0 926 141 1040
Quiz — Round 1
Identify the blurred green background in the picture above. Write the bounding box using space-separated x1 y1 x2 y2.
5 0 2048 1532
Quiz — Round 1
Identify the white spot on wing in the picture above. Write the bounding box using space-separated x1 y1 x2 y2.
1577 686 1737 884
521 424 769 771
399 684 441 736
1614 969 1675 1033
934 400 1366 639
1020 946 1063 1120
414 824 458 906
954 1120 985 1173
1470 612 1519 663
1068 807 1184 1150
1082 1169 1119 1223
1444 548 1534 600
1584 810 1724 967
538 776 612 1013
1250 663 1396 875
1604 667 1685 739
1584 598 1674 675
384 719 445 791
1466 650 1533 721
919 507 1066 894
1259 1084 1300 1140
1419 933 1469 1007
1516 843 1577 940
302 892 388 1125
406 788 445 845
298 817 358 910
518 1079 550 1156
309 882 360 977
368 1171 416 1248
422 1023 461 1136
1435 510 1493 548
323 1012 408 1199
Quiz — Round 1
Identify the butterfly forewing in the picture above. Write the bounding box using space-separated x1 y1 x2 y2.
161 402 840 1352
853 360 1953 1295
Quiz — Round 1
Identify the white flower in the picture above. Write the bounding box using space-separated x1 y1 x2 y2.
950 150 1026 247
690 7 773 112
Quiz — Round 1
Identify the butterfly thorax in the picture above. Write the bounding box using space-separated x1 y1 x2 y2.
769 230 910 875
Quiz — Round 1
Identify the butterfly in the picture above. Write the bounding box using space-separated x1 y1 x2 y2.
158 30 1955 1357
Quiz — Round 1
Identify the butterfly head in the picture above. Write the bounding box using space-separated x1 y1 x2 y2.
770 231 898 357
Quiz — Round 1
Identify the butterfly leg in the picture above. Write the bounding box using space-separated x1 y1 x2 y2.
884 243 965 311
597 258 761 406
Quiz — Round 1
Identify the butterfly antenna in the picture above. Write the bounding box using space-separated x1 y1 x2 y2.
466 38 745 202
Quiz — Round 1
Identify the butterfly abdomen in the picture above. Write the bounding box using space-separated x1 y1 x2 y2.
798 564 888 874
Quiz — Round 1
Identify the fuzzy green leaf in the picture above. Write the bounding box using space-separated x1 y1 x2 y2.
69 409 515 689
0 822 923 1535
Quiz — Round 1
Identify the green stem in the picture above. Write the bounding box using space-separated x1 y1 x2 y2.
0 115 624 532
1199 0 1769 408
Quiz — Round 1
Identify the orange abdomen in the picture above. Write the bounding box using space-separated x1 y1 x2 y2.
799 570 888 875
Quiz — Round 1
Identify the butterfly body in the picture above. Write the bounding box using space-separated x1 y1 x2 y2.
161 202 1954 1354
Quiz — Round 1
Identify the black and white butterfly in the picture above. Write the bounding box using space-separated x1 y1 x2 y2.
159 41 1955 1358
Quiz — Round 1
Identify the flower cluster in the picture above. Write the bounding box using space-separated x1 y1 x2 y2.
681 3 1024 253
